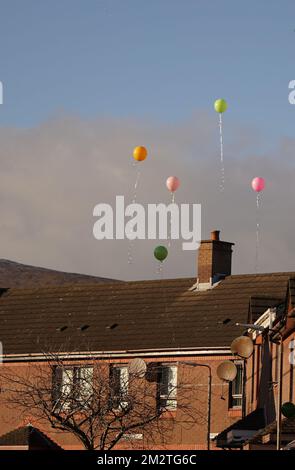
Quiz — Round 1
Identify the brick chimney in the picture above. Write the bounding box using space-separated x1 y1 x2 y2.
197 230 234 284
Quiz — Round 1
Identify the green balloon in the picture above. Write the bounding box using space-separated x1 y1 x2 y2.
281 402 295 418
214 98 227 114
154 246 168 262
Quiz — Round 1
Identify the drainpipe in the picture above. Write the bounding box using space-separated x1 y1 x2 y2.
207 368 212 450
276 335 283 450
242 360 247 419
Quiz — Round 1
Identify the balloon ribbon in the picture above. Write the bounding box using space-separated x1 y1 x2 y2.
218 113 225 192
156 260 164 277
167 192 175 248
255 193 260 273
128 163 141 264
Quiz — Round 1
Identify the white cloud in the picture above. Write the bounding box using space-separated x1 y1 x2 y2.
0 112 293 280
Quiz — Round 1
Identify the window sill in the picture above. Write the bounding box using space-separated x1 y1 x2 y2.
228 408 242 417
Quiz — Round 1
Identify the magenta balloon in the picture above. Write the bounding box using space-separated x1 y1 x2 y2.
251 177 265 192
166 176 180 193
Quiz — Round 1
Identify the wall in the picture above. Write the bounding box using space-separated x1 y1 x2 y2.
0 354 242 450
245 325 295 429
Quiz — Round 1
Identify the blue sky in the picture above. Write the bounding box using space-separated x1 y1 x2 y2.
0 0 295 140
0 1 295 279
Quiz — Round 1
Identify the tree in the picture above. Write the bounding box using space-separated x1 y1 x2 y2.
0 353 199 450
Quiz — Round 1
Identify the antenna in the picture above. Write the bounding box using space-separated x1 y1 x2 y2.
235 322 265 332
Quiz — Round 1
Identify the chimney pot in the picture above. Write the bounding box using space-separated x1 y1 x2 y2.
211 230 220 241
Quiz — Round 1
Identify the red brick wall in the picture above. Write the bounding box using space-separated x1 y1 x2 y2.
197 241 233 283
0 354 242 450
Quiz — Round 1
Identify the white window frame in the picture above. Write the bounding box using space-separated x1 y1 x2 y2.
56 365 93 410
229 361 243 409
110 365 129 410
158 364 178 410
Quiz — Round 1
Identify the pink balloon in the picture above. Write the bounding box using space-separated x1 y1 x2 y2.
166 176 180 193
251 177 265 193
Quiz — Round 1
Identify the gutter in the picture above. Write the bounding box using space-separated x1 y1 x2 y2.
1 346 232 362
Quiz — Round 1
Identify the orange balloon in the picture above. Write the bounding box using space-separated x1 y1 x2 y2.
133 146 147 162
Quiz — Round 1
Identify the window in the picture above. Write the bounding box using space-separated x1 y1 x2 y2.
110 365 129 410
53 365 93 411
229 361 243 409
158 364 178 410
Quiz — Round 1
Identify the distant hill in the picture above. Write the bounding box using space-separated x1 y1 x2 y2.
0 259 118 288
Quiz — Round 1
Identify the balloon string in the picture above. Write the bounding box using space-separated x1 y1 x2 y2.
128 163 140 265
167 193 175 248
132 167 141 204
156 261 164 277
219 113 225 192
255 193 260 273
127 240 133 265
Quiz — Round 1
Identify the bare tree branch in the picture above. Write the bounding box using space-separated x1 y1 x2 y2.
0 352 201 450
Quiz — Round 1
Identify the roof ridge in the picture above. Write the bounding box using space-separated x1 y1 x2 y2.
228 272 295 278
2 277 196 293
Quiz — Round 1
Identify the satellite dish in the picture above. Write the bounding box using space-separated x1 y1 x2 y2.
128 358 147 378
231 336 254 359
217 361 237 382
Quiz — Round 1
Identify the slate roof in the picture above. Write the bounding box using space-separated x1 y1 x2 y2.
0 272 294 356
0 425 62 449
249 295 285 323
0 259 117 288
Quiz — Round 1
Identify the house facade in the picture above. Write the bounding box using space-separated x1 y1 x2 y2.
215 277 295 449
0 231 295 450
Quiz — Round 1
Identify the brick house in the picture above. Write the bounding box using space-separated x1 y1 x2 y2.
197 258 295 451
215 272 295 449
0 231 295 450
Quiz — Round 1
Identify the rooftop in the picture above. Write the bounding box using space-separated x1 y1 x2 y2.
0 272 294 357
0 258 118 288
245 416 295 448
0 425 62 450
